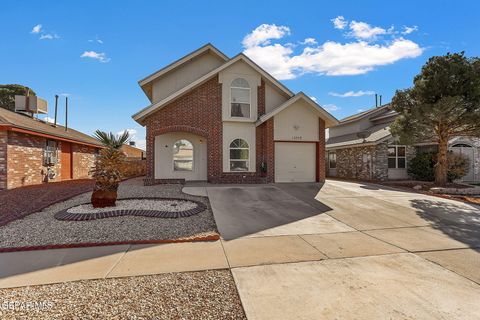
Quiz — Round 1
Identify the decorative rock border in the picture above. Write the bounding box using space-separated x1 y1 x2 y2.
54 197 207 221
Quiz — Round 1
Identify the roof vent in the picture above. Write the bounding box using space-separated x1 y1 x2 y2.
129 141 136 146
15 95 48 114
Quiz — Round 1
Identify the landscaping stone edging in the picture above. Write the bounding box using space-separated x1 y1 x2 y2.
430 187 480 195
54 197 207 221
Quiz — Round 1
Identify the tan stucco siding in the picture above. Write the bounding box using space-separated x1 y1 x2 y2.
273 100 320 141
218 60 261 123
151 52 224 103
222 122 256 172
154 132 207 180
265 82 289 114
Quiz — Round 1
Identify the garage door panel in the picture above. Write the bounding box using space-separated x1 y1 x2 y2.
275 142 316 182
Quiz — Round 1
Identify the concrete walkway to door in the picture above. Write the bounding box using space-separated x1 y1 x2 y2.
1 179 480 319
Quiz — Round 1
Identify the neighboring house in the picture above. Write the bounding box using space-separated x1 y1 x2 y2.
0 107 102 190
121 142 146 160
325 105 480 182
132 43 338 184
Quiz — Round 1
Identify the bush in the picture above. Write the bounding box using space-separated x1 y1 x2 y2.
408 152 436 181
408 151 470 182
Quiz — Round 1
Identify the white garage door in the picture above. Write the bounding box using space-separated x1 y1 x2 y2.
275 142 316 182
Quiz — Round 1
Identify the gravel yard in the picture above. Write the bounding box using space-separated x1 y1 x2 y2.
0 270 246 320
0 178 218 250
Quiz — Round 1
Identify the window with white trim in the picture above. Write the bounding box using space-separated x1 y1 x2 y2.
388 145 406 169
173 139 193 171
229 139 249 171
328 152 336 169
230 78 250 118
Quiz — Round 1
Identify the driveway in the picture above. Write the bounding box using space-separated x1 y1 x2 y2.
184 179 480 319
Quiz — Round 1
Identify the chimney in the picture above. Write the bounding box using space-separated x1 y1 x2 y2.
129 141 136 146
53 95 58 127
65 96 68 131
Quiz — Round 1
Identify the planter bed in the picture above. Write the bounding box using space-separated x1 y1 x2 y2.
0 178 219 252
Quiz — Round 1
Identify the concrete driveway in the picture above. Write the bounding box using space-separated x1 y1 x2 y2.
184 179 480 319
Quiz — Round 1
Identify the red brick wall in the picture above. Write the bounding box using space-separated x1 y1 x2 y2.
72 144 97 179
4 131 97 189
0 131 7 190
318 118 326 182
144 76 272 184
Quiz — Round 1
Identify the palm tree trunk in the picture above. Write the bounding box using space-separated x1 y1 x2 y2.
435 136 448 186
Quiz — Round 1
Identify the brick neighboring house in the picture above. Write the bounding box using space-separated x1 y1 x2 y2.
325 105 480 182
132 44 338 184
0 107 103 190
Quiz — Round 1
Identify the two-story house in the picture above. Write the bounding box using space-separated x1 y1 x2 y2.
132 44 338 184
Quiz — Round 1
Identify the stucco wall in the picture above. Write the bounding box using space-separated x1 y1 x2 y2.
151 51 224 103
218 60 261 122
273 100 320 142
265 82 289 113
154 132 207 180
222 122 256 172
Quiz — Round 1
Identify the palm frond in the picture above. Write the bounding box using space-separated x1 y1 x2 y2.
94 130 131 149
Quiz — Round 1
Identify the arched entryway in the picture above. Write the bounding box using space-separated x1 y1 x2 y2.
450 143 475 181
154 132 207 181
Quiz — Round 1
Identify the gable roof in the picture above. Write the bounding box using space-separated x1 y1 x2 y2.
133 53 295 124
256 92 338 128
0 107 102 147
339 104 390 124
326 122 392 149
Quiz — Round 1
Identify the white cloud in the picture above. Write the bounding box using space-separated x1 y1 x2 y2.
40 33 60 40
135 139 146 150
242 22 423 80
402 25 418 35
118 129 146 150
88 36 104 44
80 51 110 63
331 16 347 29
118 129 137 137
302 38 317 45
42 116 55 123
31 24 42 34
323 104 339 111
310 96 317 102
329 90 375 97
242 24 290 48
60 93 71 97
348 20 388 40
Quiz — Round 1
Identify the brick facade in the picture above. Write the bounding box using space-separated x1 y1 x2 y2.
0 131 98 190
144 76 275 184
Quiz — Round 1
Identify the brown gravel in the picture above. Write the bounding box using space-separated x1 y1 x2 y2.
0 179 94 226
0 270 246 320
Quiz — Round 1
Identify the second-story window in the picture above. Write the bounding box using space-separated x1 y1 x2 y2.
230 78 250 118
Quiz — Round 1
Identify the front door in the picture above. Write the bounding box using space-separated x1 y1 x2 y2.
61 142 73 180
451 144 475 181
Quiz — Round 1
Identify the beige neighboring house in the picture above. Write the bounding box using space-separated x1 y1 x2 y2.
326 105 480 182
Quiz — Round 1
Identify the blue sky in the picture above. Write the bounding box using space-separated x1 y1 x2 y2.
1 0 479 149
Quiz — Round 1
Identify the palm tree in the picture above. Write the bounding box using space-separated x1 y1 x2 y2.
91 130 130 208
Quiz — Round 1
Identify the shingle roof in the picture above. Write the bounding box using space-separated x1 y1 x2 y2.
326 122 392 149
339 105 390 123
0 107 102 147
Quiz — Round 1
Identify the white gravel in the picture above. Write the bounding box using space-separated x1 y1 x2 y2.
67 199 198 214
0 177 218 249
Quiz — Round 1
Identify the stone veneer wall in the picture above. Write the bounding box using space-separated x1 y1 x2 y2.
72 144 97 179
332 142 416 181
0 131 7 190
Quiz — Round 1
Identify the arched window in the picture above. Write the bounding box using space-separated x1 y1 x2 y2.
173 139 193 171
230 78 250 118
229 139 249 171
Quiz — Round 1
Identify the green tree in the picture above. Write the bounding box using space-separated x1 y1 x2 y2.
0 84 36 111
391 52 480 186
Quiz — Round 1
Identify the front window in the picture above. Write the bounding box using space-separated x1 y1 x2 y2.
328 152 337 169
43 140 58 165
388 145 406 169
173 139 193 171
230 78 250 118
229 138 249 171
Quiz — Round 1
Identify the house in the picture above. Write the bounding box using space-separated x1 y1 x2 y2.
0 107 102 190
132 44 338 184
325 105 480 182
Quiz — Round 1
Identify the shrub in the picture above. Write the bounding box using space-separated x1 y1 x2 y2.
408 151 470 182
